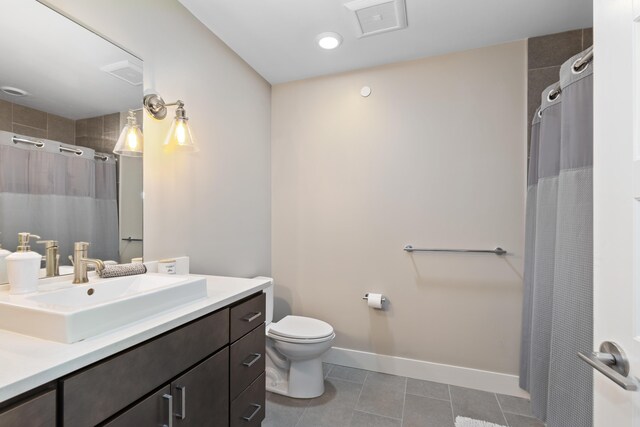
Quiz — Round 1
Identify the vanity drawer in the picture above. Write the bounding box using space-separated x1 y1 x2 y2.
62 308 229 427
230 292 265 342
0 389 55 427
230 373 266 427
230 323 265 400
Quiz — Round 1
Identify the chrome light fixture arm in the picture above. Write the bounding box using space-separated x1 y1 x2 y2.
143 94 184 120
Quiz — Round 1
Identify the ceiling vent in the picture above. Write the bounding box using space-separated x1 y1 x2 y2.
100 60 143 86
344 0 407 38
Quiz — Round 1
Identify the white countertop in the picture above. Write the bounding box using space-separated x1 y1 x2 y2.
0 274 272 403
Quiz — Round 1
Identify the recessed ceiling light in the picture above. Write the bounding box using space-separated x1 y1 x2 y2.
1 86 28 97
316 32 343 50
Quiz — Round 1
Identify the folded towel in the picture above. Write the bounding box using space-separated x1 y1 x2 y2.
98 263 147 278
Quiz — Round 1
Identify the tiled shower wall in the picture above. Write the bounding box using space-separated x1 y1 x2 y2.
0 98 123 153
527 28 593 143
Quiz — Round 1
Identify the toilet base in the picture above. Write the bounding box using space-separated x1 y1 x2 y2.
265 351 326 398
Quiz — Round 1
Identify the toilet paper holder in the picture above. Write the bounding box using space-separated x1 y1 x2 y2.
362 293 386 303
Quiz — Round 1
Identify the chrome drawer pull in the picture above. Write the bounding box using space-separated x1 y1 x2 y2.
242 403 262 422
162 393 173 427
242 312 262 322
242 353 262 367
175 386 187 419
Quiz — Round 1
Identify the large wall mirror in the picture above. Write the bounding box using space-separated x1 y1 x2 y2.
0 0 143 284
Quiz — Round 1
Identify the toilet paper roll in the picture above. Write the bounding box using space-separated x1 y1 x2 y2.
367 293 384 309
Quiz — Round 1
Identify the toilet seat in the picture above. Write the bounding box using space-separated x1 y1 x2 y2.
267 315 334 343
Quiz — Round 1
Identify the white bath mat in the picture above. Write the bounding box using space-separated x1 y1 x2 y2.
454 416 507 427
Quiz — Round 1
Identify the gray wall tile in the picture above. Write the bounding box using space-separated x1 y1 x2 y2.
403 394 454 427
13 104 47 130
0 99 11 132
582 28 593 49
450 386 506 425
86 116 103 138
528 30 583 69
48 114 75 145
103 113 120 135
12 124 46 139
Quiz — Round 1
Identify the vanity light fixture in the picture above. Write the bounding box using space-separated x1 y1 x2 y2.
113 110 143 157
316 32 343 50
143 93 197 153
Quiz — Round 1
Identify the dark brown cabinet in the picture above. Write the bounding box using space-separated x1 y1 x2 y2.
0 291 266 427
0 390 55 427
106 348 229 427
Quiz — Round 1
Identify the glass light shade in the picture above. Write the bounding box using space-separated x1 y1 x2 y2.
164 117 197 152
113 113 143 157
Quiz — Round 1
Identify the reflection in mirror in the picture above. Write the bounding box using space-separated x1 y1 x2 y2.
0 0 143 284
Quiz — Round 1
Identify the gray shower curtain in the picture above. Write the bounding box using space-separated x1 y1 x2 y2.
0 131 119 264
519 48 593 427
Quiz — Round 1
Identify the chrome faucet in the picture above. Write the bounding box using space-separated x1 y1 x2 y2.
37 240 59 277
72 242 105 284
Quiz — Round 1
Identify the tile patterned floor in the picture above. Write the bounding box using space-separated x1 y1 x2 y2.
262 364 544 427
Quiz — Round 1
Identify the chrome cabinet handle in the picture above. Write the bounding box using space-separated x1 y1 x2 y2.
579 341 638 391
242 353 262 367
242 312 262 322
175 386 187 420
162 393 173 427
242 403 262 422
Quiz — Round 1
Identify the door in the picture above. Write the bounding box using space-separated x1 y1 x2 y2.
592 0 640 425
103 386 172 427
172 348 229 427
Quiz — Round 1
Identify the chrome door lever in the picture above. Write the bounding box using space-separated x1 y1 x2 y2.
579 341 638 391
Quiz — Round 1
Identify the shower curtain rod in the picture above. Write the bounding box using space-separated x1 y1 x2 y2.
11 135 114 161
547 46 593 100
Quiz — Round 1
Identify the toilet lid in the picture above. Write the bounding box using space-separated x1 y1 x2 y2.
268 315 334 340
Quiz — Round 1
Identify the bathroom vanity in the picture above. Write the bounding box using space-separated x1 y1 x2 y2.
0 275 270 427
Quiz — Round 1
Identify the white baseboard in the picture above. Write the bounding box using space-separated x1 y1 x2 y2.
323 347 529 398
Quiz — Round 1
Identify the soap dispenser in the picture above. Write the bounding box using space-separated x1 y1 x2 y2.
6 232 42 294
0 233 11 284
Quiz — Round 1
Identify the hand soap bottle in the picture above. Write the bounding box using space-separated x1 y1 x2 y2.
6 232 42 294
0 233 11 284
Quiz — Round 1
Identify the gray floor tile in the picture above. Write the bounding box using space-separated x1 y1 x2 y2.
406 378 450 401
328 365 369 384
306 378 363 408
403 394 454 427
496 394 533 417
504 412 545 427
297 377 364 426
450 386 507 425
323 363 334 378
349 410 401 427
364 372 406 390
263 392 310 427
355 373 406 419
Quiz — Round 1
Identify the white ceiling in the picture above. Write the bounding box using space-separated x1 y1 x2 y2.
0 0 142 120
179 0 593 84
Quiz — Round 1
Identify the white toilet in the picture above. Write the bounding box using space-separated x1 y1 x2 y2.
263 281 335 398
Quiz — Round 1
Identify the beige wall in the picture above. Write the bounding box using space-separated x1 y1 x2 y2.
272 41 527 375
46 0 272 277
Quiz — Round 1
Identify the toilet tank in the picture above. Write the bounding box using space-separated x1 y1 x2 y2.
254 277 274 325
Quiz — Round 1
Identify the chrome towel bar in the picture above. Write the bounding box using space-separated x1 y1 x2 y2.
403 245 507 256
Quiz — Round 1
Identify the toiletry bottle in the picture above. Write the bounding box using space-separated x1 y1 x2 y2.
6 232 42 294
0 233 11 284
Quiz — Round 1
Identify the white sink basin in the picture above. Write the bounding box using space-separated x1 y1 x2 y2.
0 273 207 343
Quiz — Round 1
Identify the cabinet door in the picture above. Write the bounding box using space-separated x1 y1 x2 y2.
0 390 55 427
103 386 171 427
172 347 229 427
